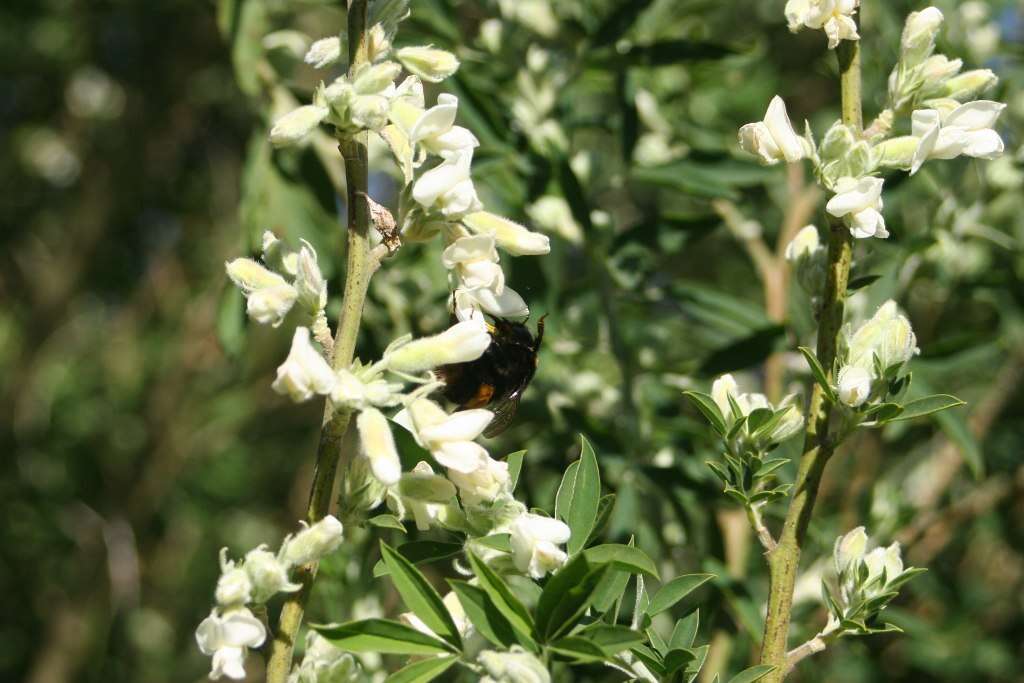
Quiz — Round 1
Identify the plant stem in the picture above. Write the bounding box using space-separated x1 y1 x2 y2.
757 36 861 683
265 2 371 681
785 633 832 673
746 502 777 553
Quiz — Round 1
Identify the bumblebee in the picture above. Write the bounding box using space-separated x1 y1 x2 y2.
438 316 546 437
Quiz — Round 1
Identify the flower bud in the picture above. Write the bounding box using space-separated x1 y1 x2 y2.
478 646 551 683
366 24 391 63
872 136 919 171
526 196 582 245
305 36 343 69
837 365 872 407
769 404 805 443
901 7 943 66
833 526 868 575
226 258 288 293
349 94 390 131
846 300 918 372
921 54 962 84
863 542 904 590
462 211 551 256
739 96 809 165
262 30 311 60
396 46 459 83
353 61 402 95
246 284 298 327
272 327 336 402
398 463 457 503
943 69 998 101
356 408 402 486
215 560 253 607
784 225 821 261
244 547 300 602
384 320 491 374
261 231 298 275
294 240 327 313
270 105 328 146
280 516 344 567
447 455 510 506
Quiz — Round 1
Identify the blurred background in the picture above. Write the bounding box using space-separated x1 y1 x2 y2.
2 0 1023 681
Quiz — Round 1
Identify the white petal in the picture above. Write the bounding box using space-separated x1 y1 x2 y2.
409 94 458 143
220 609 267 648
426 126 480 155
461 284 529 319
419 409 494 444
210 646 248 680
412 156 468 207
433 440 488 473
850 207 887 239
825 177 883 217
441 234 498 268
944 100 1005 131
961 128 1004 159
931 127 968 159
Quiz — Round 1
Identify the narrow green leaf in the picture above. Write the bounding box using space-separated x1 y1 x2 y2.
578 624 645 654
683 391 727 435
379 542 461 649
465 552 536 649
647 627 668 655
685 644 711 681
630 644 665 675
506 450 527 490
728 664 775 683
548 636 609 663
314 619 454 655
798 346 837 403
373 541 463 578
554 460 579 521
584 493 617 548
535 553 610 641
384 655 458 683
368 514 406 532
584 544 660 578
888 394 965 421
448 580 517 649
563 436 602 555
591 564 631 614
647 573 712 618
664 648 697 674
669 610 699 650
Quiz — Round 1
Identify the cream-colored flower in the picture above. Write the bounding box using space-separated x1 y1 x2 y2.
825 176 888 239
738 96 810 165
272 327 336 402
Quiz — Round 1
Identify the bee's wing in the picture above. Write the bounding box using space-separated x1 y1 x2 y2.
483 393 522 438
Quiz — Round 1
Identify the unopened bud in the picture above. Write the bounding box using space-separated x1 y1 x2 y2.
833 526 868 575
353 61 402 95
837 365 872 407
270 105 328 146
226 258 288 293
246 283 298 327
943 69 998 101
784 225 821 261
462 211 551 256
244 547 300 602
873 136 919 170
479 647 551 683
280 516 344 567
294 241 327 313
901 7 943 66
305 36 343 69
384 320 490 374
215 559 253 607
349 94 389 131
396 46 459 83
357 408 402 486
366 24 391 63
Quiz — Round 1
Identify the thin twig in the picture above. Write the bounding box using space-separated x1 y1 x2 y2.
785 634 831 673
746 503 778 552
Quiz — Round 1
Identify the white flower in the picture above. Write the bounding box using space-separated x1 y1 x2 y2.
294 240 327 313
447 454 510 506
397 461 456 530
353 61 402 95
401 94 479 157
396 46 460 83
443 234 504 291
195 608 266 680
785 0 860 49
784 225 821 261
846 300 918 372
215 560 253 607
910 101 1006 175
330 368 402 410
248 284 299 327
384 319 491 374
710 373 769 423
290 631 362 683
862 542 904 594
833 526 868 575
901 7 943 64
280 515 344 567
357 408 402 486
305 36 343 69
454 284 529 322
509 512 570 578
270 105 328 146
412 151 482 217
738 96 809 165
244 547 300 602
463 211 551 256
826 176 888 239
837 365 872 407
272 327 336 402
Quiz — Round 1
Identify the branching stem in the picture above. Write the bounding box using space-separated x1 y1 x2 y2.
265 2 371 681
757 36 861 683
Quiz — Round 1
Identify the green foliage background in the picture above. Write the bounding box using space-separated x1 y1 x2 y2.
2 0 1023 680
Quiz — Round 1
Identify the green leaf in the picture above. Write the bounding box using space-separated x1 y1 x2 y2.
314 619 454 655
534 553 610 641
384 656 458 683
507 450 526 490
559 436 602 555
683 391 727 436
591 563 631 614
888 394 965 421
728 664 775 683
669 610 699 650
379 542 461 649
664 648 697 674
368 514 406 532
584 544 660 578
548 636 609 663
698 325 787 377
798 346 837 403
554 460 579 521
685 644 711 681
373 541 463 577
584 494 617 548
647 575 714 616
862 402 904 423
465 552 536 649
447 580 517 649
630 644 665 675
847 274 881 292
578 624 645 655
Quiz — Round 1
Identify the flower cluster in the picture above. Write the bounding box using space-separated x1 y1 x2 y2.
196 517 344 679
739 7 1005 243
711 373 804 453
288 631 362 683
820 527 923 637
835 300 918 409
226 233 326 329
